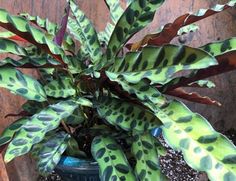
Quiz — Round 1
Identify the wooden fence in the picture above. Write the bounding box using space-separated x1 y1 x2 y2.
0 0 235 180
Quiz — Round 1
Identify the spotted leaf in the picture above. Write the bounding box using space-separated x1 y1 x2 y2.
107 0 165 60
152 100 236 181
131 133 167 181
44 76 76 98
106 45 218 84
188 80 215 88
161 50 236 92
20 13 57 35
0 56 60 68
130 1 236 49
31 131 70 175
95 96 162 132
105 0 124 24
100 0 124 44
22 101 45 115
0 67 46 102
68 0 102 63
4 100 78 162
106 76 166 108
91 135 136 181
0 118 28 147
98 24 114 44
65 55 85 74
177 24 199 36
64 108 85 125
0 38 27 56
38 68 54 84
128 24 199 51
0 8 68 66
67 18 88 56
20 13 75 52
200 38 236 57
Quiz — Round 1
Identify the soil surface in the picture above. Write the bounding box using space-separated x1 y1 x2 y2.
38 129 236 181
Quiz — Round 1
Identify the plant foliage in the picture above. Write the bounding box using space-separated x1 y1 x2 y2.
0 0 236 180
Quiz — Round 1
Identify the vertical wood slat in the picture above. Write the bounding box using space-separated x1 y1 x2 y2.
0 155 9 181
0 0 235 180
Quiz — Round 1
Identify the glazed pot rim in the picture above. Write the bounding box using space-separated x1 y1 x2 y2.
57 156 99 169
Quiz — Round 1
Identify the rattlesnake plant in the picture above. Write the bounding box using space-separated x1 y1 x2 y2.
0 0 235 180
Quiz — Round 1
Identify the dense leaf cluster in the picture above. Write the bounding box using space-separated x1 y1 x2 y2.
0 0 236 180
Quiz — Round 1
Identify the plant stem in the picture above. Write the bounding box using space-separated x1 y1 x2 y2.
61 120 71 134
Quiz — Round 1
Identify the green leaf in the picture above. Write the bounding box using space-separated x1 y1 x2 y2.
105 0 124 23
20 13 58 35
126 0 134 6
75 97 93 107
91 135 136 181
65 55 85 74
67 18 88 55
22 101 45 114
98 23 114 44
0 8 69 66
188 80 215 88
95 96 162 132
107 0 165 60
24 45 47 57
31 131 70 175
66 137 87 158
177 24 199 36
0 118 28 147
0 67 47 102
200 37 236 57
106 45 218 84
134 0 236 48
100 0 125 44
0 56 60 68
131 133 167 181
20 13 75 52
4 100 78 162
106 77 166 108
44 76 76 98
38 68 54 83
0 38 27 55
160 38 236 92
68 0 102 63
153 100 236 181
0 31 15 38
111 72 236 180
64 108 85 125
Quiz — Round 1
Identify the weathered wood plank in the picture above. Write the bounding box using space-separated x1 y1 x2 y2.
0 155 9 181
0 0 235 180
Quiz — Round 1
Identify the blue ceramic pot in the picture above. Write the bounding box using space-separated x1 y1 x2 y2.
55 156 100 181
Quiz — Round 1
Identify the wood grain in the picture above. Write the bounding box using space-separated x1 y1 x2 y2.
0 155 9 181
0 0 235 180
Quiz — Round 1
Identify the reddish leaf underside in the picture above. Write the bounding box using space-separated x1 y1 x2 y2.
4 111 31 118
161 51 236 92
0 20 66 66
165 88 221 106
128 2 235 50
8 35 28 43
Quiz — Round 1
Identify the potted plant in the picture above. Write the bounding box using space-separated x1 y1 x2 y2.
0 0 236 180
